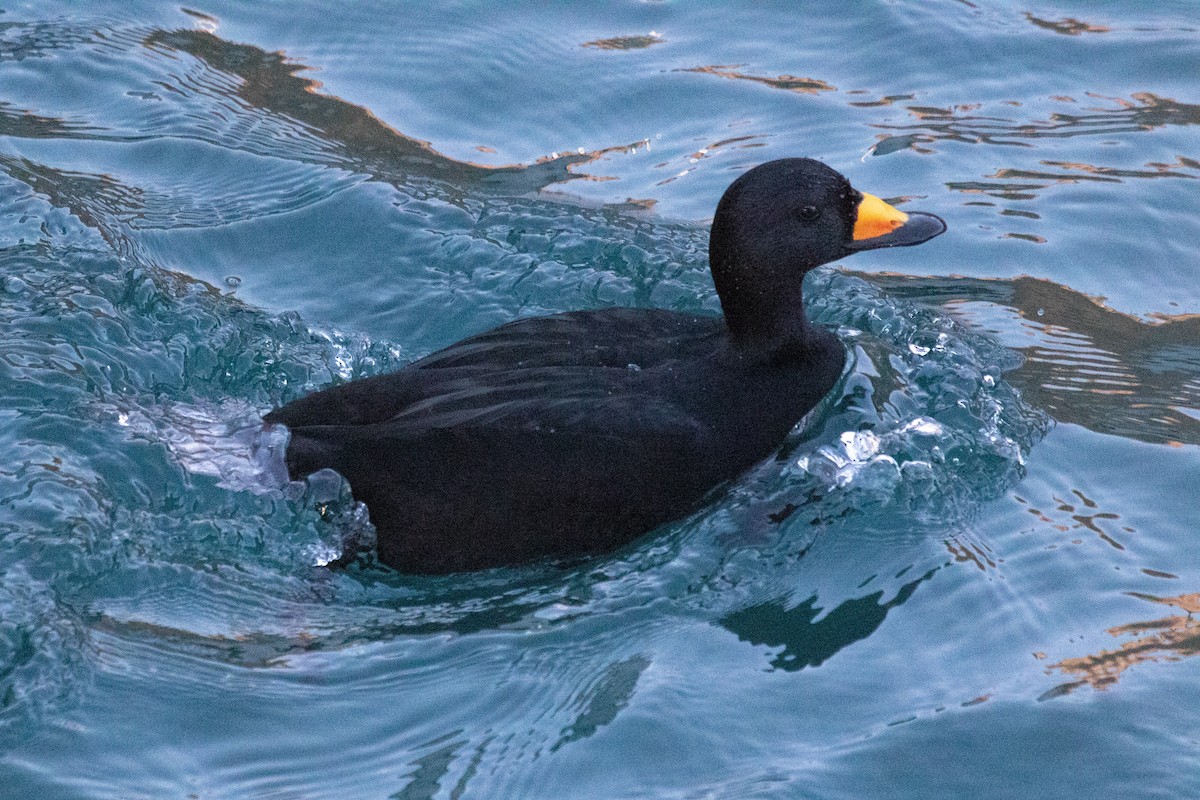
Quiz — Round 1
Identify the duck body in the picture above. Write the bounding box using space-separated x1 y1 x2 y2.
264 159 945 573
266 307 843 572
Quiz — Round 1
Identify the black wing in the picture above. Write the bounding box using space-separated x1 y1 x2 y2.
264 308 723 429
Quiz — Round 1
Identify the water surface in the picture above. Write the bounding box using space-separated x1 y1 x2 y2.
2 2 1199 798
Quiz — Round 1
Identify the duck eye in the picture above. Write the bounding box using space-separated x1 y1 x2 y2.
797 205 820 222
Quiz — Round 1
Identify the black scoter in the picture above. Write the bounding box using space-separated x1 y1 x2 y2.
264 158 945 573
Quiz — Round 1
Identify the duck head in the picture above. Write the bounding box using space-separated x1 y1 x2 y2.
708 158 945 346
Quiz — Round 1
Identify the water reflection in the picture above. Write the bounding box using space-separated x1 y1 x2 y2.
551 655 649 751
721 568 937 672
0 154 146 254
1024 14 1111 36
0 23 665 269
1012 492 1130 551
653 133 769 186
871 92 1200 156
946 158 1198 208
89 594 556 668
392 734 470 800
1043 592 1200 698
0 22 641 201
945 534 999 571
675 45 1200 157
91 615 319 669
0 18 96 61
143 29 607 195
582 33 663 51
0 101 102 139
679 65 836 95
857 272 1200 446
0 5 1195 796
846 93 916 109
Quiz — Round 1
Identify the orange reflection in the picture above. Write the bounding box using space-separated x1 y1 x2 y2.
1019 489 1129 549
1044 593 1200 697
1037 159 1197 180
945 536 998 571
848 93 916 108
1024 14 1111 36
679 65 836 95
871 93 1200 158
582 33 663 50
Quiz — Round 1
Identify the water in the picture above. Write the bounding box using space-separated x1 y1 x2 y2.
2 1 1199 797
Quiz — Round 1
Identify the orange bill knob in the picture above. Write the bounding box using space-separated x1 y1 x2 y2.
852 192 909 241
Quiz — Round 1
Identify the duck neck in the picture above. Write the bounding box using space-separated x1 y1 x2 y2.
721 279 823 363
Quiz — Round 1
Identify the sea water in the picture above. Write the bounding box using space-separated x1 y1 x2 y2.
2 2 1199 797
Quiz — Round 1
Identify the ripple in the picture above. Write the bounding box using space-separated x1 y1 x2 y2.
0 101 105 139
0 31 1053 744
870 92 1200 156
862 272 1200 445
140 28 602 194
0 564 88 738
0 18 97 63
0 21 661 275
0 229 1050 733
0 3 1197 796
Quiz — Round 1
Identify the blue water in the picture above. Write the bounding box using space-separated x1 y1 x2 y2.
2 2 1199 797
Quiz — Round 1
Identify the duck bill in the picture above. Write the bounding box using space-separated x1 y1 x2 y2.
846 192 946 252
